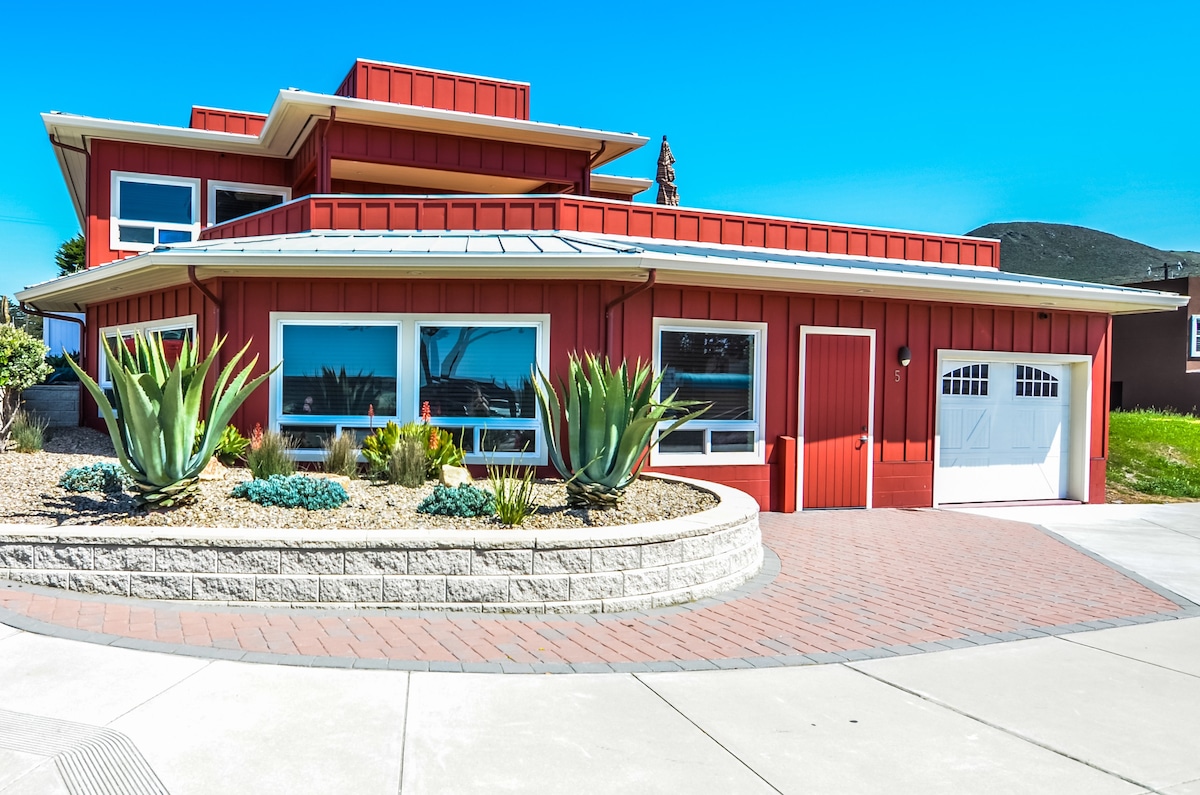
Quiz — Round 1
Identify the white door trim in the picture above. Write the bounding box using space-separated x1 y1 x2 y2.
933 349 1092 506
797 326 876 510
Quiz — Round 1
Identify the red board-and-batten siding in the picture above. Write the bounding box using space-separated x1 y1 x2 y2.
86 139 291 269
189 60 529 137
198 195 999 269
188 107 268 136
83 279 1110 511
335 60 531 121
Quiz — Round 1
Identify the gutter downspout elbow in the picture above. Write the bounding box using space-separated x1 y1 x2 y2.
604 267 656 359
187 265 222 342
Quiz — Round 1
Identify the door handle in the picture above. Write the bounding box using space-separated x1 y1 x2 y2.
858 435 868 443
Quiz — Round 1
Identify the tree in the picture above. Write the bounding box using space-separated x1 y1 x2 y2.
55 234 85 276
0 324 52 446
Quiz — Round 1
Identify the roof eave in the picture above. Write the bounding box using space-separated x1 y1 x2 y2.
17 244 1187 316
638 252 1189 315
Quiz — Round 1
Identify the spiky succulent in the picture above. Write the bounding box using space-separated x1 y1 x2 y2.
68 333 275 509
533 353 707 507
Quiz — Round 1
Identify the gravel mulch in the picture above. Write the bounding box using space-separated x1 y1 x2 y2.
0 427 718 530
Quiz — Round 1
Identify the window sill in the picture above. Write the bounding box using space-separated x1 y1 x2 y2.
649 450 765 468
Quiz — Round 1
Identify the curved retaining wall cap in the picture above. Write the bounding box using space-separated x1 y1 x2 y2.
0 477 762 613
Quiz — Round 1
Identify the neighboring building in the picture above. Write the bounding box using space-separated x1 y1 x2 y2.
18 59 1186 510
43 313 83 356
1111 276 1199 412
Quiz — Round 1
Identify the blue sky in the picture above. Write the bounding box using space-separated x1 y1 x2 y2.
2 1 1197 298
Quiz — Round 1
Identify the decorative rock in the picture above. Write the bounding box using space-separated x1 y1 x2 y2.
440 465 473 488
317 474 353 489
199 458 226 481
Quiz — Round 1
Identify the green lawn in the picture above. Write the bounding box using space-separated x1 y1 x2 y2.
1108 409 1200 501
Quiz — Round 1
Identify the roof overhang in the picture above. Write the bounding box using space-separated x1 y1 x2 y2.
44 92 649 225
589 174 653 196
16 232 1188 316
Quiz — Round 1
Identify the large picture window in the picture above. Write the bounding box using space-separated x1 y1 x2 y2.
281 324 399 417
271 314 548 463
418 324 540 454
110 172 200 251
652 320 767 465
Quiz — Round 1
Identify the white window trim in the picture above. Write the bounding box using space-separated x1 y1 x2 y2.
110 171 201 252
650 318 768 467
1190 315 1200 358
270 312 550 465
96 315 198 413
207 180 291 227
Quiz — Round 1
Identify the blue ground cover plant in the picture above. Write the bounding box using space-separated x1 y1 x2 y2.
59 462 133 493
231 474 349 510
417 484 495 517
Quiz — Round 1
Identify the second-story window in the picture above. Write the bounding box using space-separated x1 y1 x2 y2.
208 181 290 226
110 172 200 251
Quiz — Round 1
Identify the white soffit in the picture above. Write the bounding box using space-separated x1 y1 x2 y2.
589 174 653 195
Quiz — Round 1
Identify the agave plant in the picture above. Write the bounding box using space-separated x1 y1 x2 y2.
67 333 276 509
533 353 707 508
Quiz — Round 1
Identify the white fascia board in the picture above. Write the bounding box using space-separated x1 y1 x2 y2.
43 112 264 152
273 91 648 164
16 252 153 301
14 250 648 309
44 99 649 158
590 174 654 193
638 251 1188 315
20 240 1183 316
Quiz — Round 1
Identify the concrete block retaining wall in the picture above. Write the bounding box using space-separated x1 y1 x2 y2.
0 478 763 612
21 385 79 428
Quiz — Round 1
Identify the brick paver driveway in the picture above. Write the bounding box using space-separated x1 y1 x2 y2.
0 509 1186 672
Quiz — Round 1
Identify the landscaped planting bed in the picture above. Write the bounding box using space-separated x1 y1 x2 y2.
0 428 762 612
0 428 717 530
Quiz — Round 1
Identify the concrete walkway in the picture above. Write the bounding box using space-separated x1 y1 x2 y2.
0 505 1198 793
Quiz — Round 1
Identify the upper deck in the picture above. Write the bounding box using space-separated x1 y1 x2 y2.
198 194 1000 268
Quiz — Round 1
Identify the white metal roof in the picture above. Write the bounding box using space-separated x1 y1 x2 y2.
16 230 1187 316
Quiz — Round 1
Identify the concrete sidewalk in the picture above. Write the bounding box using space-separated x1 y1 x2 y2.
1 504 1198 794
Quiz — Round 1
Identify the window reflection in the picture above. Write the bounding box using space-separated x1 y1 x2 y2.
281 325 398 417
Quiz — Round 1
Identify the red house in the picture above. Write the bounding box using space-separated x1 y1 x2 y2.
19 59 1185 511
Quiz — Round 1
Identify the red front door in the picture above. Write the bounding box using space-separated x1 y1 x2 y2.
802 332 872 508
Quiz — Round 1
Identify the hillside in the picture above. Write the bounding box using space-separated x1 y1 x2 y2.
966 222 1200 285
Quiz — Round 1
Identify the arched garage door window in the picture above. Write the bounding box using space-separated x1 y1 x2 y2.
1015 365 1059 398
941 364 989 396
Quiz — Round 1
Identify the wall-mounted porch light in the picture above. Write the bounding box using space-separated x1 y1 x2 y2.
898 345 912 368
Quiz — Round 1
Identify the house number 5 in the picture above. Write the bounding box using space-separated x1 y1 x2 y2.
894 369 901 382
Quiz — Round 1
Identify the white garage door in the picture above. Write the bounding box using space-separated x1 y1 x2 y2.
937 360 1072 503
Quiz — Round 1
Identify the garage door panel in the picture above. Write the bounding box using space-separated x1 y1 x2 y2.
937 360 1072 503
941 408 990 450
